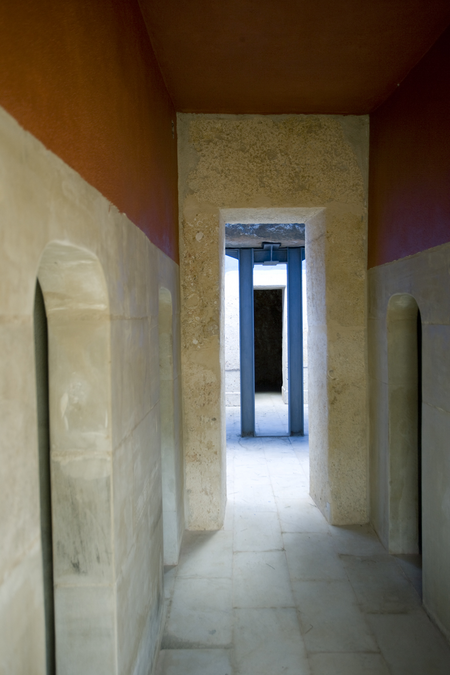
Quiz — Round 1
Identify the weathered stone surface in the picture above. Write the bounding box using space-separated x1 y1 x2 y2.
0 106 183 674
178 113 369 528
369 240 450 641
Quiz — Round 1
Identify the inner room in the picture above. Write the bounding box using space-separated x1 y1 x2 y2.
225 244 308 437
224 217 308 439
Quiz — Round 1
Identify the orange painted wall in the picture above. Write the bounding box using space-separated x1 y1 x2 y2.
0 0 179 262
368 26 450 268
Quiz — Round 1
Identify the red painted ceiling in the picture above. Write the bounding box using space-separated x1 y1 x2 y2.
139 0 450 114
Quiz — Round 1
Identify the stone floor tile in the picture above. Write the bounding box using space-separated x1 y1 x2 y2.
262 436 294 453
394 554 423 598
232 498 279 514
234 509 282 551
283 533 348 581
235 436 266 451
233 480 273 497
223 503 234 531
233 462 270 477
290 456 310 471
265 455 304 472
265 445 301 457
309 653 390 675
233 550 294 608
177 530 233 578
292 580 378 653
157 409 449 675
275 472 310 486
275 495 313 515
233 608 310 675
288 435 310 450
232 488 277 510
234 476 271 490
232 458 266 470
163 566 177 600
271 476 310 497
269 461 308 476
366 611 450 675
328 524 387 556
254 393 289 437
264 449 296 461
278 500 330 533
156 649 233 675
164 577 232 648
232 466 270 479
341 554 422 613
234 463 271 479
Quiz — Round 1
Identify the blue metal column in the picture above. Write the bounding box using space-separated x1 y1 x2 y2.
239 249 255 436
287 247 304 435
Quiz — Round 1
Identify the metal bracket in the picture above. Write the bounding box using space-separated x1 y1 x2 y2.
262 242 281 265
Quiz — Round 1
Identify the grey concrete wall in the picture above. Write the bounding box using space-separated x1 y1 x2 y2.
369 241 450 640
0 106 183 675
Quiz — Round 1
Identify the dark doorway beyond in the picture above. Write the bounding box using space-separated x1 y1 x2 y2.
254 289 282 393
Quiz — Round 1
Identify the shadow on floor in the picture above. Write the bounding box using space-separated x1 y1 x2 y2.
156 408 449 675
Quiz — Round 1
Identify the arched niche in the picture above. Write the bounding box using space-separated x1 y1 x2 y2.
36 241 116 674
387 293 422 555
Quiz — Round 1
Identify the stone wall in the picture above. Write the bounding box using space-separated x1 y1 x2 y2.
178 113 369 529
369 242 450 640
0 106 184 674
224 258 239 406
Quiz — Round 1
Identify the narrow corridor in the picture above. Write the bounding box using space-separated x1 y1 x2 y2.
156 409 450 675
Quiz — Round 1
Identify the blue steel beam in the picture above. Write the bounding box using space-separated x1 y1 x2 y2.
288 247 305 435
239 248 255 436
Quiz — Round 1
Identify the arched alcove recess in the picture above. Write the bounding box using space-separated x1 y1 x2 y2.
33 280 55 675
37 241 116 673
159 286 183 564
387 293 421 554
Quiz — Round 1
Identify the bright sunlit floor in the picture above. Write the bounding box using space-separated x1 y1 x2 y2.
156 407 450 675
254 391 309 436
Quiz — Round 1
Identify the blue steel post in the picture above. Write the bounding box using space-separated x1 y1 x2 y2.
239 248 255 436
287 247 304 435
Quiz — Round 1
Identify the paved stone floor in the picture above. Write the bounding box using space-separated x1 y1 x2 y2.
156 407 450 675
254 391 309 436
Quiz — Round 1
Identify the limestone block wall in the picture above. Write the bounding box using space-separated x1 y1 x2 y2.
0 107 184 674
369 242 450 640
178 113 369 529
158 260 185 566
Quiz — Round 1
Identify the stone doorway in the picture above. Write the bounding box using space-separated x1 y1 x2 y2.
226 244 305 437
178 114 369 529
